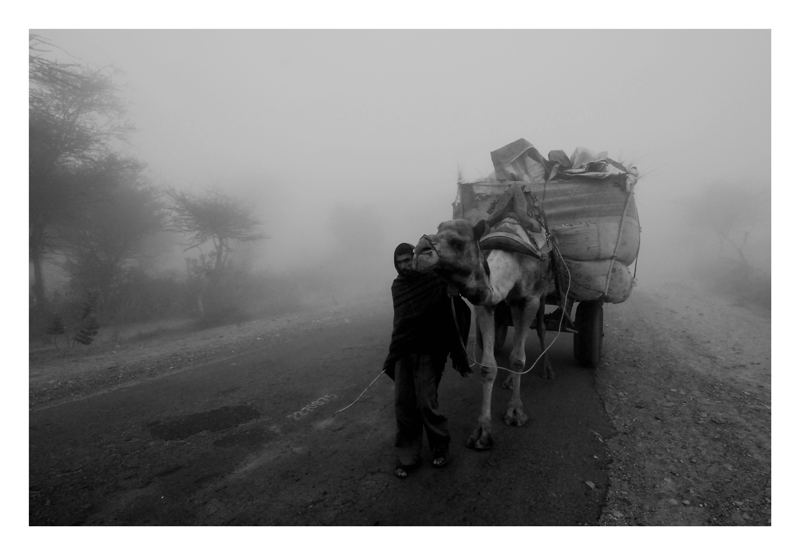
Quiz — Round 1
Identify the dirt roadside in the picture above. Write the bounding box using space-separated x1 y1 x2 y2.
597 279 770 525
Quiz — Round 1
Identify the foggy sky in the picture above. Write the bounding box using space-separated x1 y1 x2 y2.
33 30 770 287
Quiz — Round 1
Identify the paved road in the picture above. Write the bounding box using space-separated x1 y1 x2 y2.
30 302 615 525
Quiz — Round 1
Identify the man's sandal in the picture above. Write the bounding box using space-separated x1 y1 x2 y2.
432 455 449 468
394 461 418 479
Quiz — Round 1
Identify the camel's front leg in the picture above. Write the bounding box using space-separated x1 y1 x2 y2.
467 305 497 450
504 299 539 426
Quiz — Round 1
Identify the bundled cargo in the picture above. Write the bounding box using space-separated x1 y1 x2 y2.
453 138 640 304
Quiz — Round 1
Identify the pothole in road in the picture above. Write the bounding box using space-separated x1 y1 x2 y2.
147 405 261 441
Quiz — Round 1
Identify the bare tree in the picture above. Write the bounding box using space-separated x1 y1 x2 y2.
29 34 130 309
682 182 770 306
168 189 265 277
683 183 769 269
167 189 265 319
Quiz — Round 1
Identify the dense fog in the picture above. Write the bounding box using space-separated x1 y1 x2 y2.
29 30 770 334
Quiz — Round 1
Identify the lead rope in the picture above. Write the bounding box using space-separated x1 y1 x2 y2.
333 368 387 415
336 258 572 417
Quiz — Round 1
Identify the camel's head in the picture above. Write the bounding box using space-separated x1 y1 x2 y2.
414 219 489 303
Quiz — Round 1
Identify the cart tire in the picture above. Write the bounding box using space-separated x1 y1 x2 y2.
573 301 603 368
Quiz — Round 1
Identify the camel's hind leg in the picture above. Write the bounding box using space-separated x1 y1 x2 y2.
503 298 539 427
537 295 555 380
505 296 555 381
467 305 497 450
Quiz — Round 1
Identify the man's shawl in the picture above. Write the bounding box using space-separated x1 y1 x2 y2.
383 272 471 380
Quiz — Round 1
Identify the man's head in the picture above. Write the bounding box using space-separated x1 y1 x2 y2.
393 243 415 276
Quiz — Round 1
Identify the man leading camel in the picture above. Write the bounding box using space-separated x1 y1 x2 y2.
383 243 471 478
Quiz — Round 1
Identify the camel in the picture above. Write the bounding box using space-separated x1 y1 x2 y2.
414 218 554 450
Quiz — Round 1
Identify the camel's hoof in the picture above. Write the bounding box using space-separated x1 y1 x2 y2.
502 374 514 390
542 364 556 380
503 407 528 427
466 427 494 450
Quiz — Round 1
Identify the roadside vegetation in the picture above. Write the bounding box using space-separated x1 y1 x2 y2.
29 36 294 352
681 183 770 312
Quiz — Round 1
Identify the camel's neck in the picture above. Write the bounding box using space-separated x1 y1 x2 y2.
441 251 492 306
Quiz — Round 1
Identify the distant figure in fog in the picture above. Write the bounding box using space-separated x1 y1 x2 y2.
383 242 471 478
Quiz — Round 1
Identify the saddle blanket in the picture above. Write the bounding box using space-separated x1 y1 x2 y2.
479 216 550 259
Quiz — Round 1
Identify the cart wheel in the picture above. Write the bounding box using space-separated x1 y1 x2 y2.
573 301 603 368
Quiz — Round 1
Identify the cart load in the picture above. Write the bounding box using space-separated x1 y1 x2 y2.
453 138 640 304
